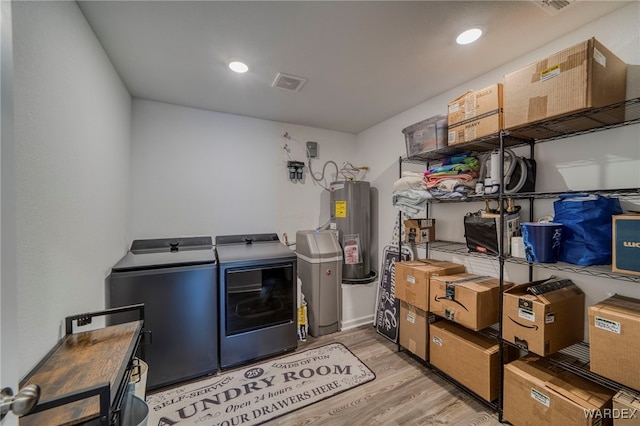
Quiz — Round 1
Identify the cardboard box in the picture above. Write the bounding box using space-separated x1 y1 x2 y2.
448 83 503 126
402 115 448 157
394 259 465 311
399 301 429 361
613 390 640 425
448 113 503 145
430 321 518 402
447 83 503 145
403 218 436 244
613 214 640 276
502 278 584 356
504 37 627 130
589 295 640 391
503 356 615 426
429 273 512 330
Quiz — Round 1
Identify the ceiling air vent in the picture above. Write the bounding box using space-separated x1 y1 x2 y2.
531 0 577 15
272 73 307 93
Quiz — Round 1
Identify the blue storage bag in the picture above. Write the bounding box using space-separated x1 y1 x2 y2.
553 194 622 266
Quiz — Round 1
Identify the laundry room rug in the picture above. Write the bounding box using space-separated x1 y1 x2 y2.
145 343 375 426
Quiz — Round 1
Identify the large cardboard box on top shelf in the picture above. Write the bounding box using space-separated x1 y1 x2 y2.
613 390 640 426
429 273 512 331
504 37 627 131
612 214 640 277
447 83 503 145
503 356 615 426
502 278 584 356
399 301 429 361
589 294 640 391
429 320 519 402
394 259 465 312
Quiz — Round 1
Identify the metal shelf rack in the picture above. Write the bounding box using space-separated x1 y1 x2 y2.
402 97 640 164
407 188 640 204
425 240 640 283
546 342 640 394
395 96 640 422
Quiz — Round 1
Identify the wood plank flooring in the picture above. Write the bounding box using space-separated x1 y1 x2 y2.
265 325 502 426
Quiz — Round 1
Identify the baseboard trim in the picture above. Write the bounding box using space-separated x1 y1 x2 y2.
340 315 374 331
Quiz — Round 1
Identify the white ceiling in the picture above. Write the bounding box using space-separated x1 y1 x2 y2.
77 1 632 134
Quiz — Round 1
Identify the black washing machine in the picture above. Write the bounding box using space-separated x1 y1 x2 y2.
106 236 218 390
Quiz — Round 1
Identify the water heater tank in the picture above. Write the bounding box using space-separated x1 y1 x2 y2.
329 180 371 281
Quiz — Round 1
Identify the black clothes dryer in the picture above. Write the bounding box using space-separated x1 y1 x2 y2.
215 233 297 369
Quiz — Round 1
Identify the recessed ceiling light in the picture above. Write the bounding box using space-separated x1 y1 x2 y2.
228 61 249 73
456 28 483 45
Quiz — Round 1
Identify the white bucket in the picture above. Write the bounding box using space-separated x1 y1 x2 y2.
120 393 149 426
129 358 148 401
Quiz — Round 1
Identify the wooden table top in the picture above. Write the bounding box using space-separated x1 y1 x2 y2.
20 321 143 426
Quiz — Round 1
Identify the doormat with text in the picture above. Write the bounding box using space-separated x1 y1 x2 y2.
146 343 375 426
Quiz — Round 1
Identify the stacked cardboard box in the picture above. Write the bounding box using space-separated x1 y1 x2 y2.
613 390 640 426
395 259 465 312
503 356 615 426
612 214 640 276
502 278 584 356
447 83 503 145
395 259 465 361
430 321 518 402
399 301 429 361
589 295 640 391
429 273 512 330
504 37 627 130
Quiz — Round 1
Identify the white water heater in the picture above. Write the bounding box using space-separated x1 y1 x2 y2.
329 180 372 282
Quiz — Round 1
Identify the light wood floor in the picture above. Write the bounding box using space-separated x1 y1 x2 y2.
265 325 502 426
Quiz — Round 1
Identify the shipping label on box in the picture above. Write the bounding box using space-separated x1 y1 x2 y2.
504 356 615 426
504 37 627 130
589 294 640 391
429 273 511 330
448 83 503 127
399 301 429 360
394 259 465 312
613 214 640 276
502 278 584 356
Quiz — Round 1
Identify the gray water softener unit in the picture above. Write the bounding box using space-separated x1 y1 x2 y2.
329 180 372 282
296 230 343 337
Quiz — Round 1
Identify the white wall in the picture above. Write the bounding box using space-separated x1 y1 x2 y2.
8 2 639 382
131 4 640 332
12 1 132 374
130 99 372 326
131 99 358 241
357 2 640 337
1 1 18 422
